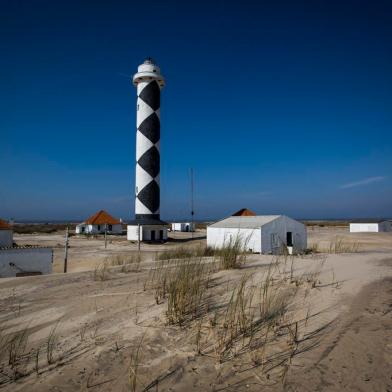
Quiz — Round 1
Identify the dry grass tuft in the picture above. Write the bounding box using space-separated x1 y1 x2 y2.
156 245 214 261
128 334 145 392
93 262 110 281
328 236 360 253
109 253 142 272
166 258 213 325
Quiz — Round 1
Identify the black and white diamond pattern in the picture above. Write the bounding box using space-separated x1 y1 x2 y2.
135 80 161 218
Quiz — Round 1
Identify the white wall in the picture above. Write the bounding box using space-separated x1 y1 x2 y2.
0 230 13 247
350 222 392 233
207 227 261 253
0 248 53 278
260 216 307 254
127 225 168 241
350 223 379 233
76 224 122 234
171 223 195 232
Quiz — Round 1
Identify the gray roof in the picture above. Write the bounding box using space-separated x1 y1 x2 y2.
209 215 281 229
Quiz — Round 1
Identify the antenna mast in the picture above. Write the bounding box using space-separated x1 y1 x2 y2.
190 168 194 238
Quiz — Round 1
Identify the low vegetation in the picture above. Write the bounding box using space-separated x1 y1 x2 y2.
308 236 360 254
109 253 142 272
12 223 72 234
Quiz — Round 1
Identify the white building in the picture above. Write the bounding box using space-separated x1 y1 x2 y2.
127 224 168 241
0 219 53 278
207 215 307 254
171 222 195 232
349 221 392 233
76 210 122 235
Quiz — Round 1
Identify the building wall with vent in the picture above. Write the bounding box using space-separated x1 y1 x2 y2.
0 230 13 247
0 248 53 278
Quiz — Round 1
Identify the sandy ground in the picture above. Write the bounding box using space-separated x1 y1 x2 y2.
13 231 207 273
0 227 391 391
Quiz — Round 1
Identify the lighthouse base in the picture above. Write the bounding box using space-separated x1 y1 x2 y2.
127 224 168 242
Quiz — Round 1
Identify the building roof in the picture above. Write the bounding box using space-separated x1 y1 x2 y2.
0 219 12 230
209 215 281 229
349 219 391 224
232 208 256 216
84 210 121 225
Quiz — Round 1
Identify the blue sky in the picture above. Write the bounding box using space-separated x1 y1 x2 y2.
1 0 391 221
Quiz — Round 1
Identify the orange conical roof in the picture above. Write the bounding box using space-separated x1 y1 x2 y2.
231 208 256 217
0 219 12 230
84 210 120 225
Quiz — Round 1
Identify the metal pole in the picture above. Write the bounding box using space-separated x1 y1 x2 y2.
63 227 69 273
137 223 141 254
190 168 194 239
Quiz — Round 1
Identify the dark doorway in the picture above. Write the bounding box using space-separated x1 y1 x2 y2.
159 230 163 240
286 232 293 247
151 230 156 241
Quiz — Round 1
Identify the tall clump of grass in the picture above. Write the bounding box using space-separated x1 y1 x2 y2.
156 245 214 261
144 255 213 324
166 258 212 325
109 254 142 272
93 262 110 281
128 334 145 392
215 234 249 269
328 236 360 253
46 321 60 365
214 268 292 363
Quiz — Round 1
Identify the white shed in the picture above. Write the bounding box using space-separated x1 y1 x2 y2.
207 215 307 254
349 221 392 233
76 210 122 235
171 222 195 232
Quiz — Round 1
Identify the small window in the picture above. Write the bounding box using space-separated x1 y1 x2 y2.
108 224 112 231
271 233 279 247
97 225 101 231
153 69 156 72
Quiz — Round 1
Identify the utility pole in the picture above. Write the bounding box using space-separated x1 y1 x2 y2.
137 223 141 255
190 168 194 239
63 227 69 273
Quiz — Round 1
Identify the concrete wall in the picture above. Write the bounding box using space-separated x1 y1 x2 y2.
0 230 13 247
171 223 195 232
260 216 307 254
127 225 168 241
206 227 261 253
76 224 122 234
0 248 53 278
350 223 380 232
350 222 392 233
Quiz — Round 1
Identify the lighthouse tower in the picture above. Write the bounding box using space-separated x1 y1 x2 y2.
127 58 168 242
